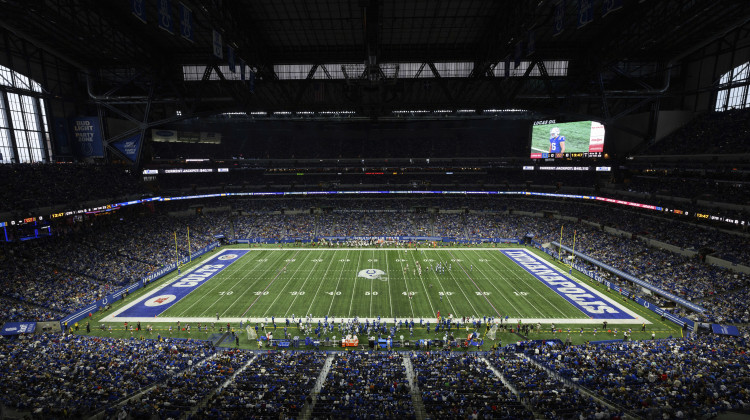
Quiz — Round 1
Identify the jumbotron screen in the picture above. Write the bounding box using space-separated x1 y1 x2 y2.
529 120 605 159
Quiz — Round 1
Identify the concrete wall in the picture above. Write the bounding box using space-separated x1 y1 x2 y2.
705 256 750 274
606 110 695 155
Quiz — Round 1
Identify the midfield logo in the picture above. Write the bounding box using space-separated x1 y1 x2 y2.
357 269 386 279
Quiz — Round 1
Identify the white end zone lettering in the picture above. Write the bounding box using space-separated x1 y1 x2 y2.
501 249 635 320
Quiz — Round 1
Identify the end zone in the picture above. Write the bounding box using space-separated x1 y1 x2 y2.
103 250 249 321
501 249 644 322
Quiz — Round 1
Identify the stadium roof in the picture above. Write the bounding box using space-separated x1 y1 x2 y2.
2 0 750 121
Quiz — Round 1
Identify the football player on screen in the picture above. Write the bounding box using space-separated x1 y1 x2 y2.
549 127 566 157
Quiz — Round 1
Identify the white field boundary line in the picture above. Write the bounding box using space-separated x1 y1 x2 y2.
237 248 519 251
478 249 570 318
101 248 241 322
504 249 647 323
103 248 647 325
98 316 646 325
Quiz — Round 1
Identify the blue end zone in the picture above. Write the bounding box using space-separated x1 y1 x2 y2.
501 249 633 320
117 250 249 318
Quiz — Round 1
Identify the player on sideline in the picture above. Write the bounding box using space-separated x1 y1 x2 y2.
549 127 566 157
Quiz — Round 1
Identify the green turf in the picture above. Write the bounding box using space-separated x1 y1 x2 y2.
159 248 610 321
76 244 683 350
530 120 593 155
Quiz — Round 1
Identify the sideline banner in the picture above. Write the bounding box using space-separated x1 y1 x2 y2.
552 242 704 313
711 324 740 336
60 242 220 329
1 322 36 335
540 244 695 329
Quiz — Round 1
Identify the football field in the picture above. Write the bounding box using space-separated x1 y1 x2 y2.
106 247 643 324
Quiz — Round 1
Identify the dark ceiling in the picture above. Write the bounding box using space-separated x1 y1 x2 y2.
2 0 750 122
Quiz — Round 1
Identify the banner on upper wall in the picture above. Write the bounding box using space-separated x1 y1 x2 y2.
602 0 623 17
1 322 36 335
212 30 223 59
553 0 565 36
158 0 174 34
711 324 740 336
577 0 593 28
131 0 147 23
70 117 104 157
111 133 142 163
179 2 193 42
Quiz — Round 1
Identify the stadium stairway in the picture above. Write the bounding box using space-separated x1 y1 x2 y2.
85 352 223 420
480 357 538 417
522 353 640 420
402 355 427 420
299 354 335 420
187 354 258 418
212 331 232 347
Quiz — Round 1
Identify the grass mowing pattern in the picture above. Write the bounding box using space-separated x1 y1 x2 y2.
159 248 599 321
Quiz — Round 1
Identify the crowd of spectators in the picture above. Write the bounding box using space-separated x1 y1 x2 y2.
411 351 532 419
199 351 326 419
1 332 749 419
0 212 222 319
314 352 414 419
0 163 144 214
531 335 750 419
2 195 748 327
0 296 66 323
639 108 750 156
118 348 252 419
489 353 618 419
0 334 215 418
624 174 750 206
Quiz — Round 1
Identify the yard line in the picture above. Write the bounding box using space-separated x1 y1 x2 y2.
304 249 350 319
288 249 338 318
473 249 568 317
408 249 436 317
175 250 269 318
393 249 415 318
240 249 302 318
446 249 501 317
385 249 394 318
331 250 357 318
485 249 576 317
263 250 328 318
210 250 288 317
423 253 462 317
452 249 524 316
346 250 364 317
369 249 374 318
